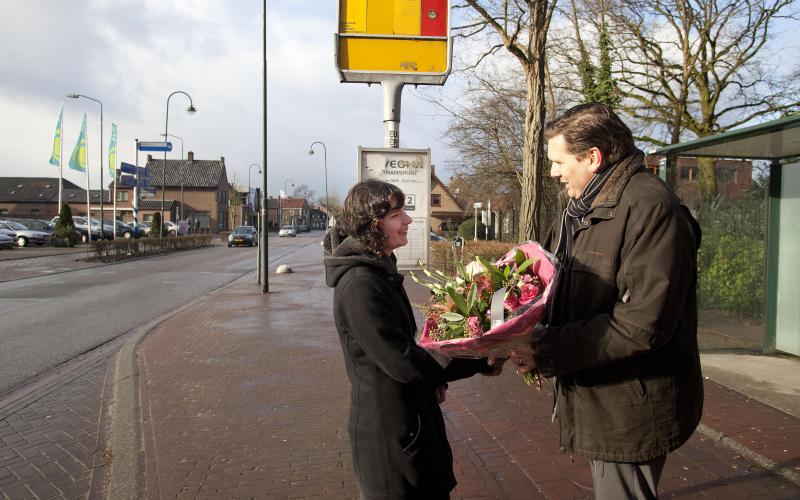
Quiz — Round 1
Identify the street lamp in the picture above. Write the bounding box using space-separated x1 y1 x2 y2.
161 91 196 238
282 177 294 227
308 141 329 228
248 163 261 225
67 93 105 239
161 132 184 221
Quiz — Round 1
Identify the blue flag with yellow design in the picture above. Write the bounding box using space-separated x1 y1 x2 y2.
49 105 63 166
69 113 87 172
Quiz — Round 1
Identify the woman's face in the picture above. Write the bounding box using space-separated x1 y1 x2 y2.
380 196 413 254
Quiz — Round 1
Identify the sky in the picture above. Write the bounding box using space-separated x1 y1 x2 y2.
0 0 467 202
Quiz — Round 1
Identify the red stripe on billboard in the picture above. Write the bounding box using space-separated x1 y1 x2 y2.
420 0 447 37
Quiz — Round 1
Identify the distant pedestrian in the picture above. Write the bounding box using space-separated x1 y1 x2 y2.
324 179 500 499
508 103 703 499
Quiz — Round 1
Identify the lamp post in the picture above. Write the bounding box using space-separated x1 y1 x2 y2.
162 91 196 238
282 177 294 227
161 132 184 221
308 141 329 229
248 163 261 225
67 93 105 239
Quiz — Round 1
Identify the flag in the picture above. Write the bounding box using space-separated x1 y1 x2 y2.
69 113 87 172
48 105 63 166
108 123 117 178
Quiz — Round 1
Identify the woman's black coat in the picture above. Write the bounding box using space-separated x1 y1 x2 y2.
325 235 489 499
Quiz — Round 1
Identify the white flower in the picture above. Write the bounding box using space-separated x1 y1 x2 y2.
464 260 486 279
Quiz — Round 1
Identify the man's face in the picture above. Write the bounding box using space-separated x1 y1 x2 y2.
547 134 597 199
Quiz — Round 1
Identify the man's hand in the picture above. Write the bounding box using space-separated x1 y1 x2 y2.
435 385 447 404
508 345 535 374
483 356 506 376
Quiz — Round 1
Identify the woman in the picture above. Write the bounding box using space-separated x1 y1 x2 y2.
324 179 497 499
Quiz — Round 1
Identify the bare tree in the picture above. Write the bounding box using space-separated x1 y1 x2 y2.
607 0 799 200
455 0 558 241
291 183 316 202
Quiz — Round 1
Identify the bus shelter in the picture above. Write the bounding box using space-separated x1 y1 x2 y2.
652 114 800 356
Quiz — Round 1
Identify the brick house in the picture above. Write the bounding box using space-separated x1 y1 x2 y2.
114 151 229 232
645 156 753 208
0 177 118 220
430 168 467 234
280 198 309 227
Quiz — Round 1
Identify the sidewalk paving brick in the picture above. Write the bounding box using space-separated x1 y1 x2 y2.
0 360 111 500
136 245 799 499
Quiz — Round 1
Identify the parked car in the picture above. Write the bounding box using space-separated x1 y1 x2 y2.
298 224 309 233
164 220 188 237
278 225 297 237
8 218 55 234
71 216 114 241
101 220 143 239
0 231 14 249
228 226 258 247
0 220 52 247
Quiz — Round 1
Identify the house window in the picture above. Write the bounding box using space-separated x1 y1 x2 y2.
117 191 129 202
0 209 7 215
431 194 441 207
31 208 40 214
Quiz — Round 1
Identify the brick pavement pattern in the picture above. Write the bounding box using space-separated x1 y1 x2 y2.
139 244 799 499
0 360 110 500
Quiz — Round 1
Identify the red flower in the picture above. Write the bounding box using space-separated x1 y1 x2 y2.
519 283 540 305
504 294 520 312
467 316 483 337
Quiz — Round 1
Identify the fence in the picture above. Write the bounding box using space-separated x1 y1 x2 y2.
88 235 214 262
694 185 766 320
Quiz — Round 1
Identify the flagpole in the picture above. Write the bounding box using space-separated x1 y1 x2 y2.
59 105 63 213
85 118 92 242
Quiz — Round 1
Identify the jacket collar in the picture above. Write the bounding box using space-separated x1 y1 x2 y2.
590 148 645 210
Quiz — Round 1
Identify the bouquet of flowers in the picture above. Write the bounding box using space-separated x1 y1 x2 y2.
411 242 557 386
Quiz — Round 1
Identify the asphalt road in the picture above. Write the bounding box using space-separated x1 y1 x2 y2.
0 232 321 395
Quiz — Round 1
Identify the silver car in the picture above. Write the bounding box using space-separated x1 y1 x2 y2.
0 231 14 249
0 220 52 247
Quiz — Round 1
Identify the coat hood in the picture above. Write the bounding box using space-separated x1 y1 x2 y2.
323 228 397 288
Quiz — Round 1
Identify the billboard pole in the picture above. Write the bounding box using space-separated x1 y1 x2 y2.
382 79 404 148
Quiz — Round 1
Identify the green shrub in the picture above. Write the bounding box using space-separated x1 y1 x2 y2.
149 213 163 237
53 203 79 246
458 219 493 240
429 240 515 274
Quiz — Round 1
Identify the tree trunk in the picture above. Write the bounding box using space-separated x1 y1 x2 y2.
518 3 550 243
697 156 717 205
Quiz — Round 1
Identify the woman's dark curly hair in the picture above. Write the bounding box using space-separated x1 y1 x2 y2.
339 179 405 257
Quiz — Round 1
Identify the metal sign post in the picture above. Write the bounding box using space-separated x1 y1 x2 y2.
336 0 452 147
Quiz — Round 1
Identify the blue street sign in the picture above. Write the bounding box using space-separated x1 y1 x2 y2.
138 178 150 188
119 175 136 188
136 167 150 178
119 162 136 174
138 141 172 152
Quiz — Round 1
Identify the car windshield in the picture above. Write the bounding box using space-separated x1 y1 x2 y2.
5 221 27 230
233 227 254 234
281 226 294 230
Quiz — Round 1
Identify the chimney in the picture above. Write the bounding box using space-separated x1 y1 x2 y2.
187 151 194 162
220 156 225 165
147 154 152 162
431 164 435 174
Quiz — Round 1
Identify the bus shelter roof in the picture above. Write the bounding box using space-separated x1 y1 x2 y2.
650 114 800 161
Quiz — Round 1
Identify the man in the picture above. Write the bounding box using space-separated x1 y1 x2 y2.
511 103 703 499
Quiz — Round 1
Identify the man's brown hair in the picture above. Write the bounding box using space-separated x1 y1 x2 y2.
544 102 635 165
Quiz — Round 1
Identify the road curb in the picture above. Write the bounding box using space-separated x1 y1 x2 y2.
696 423 800 487
105 270 257 499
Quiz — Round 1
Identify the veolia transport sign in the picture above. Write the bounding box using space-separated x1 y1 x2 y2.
336 0 451 85
359 147 431 269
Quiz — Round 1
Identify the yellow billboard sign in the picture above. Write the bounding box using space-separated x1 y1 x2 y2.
336 0 451 85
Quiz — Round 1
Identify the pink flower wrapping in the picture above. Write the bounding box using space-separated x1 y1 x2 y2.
415 241 557 359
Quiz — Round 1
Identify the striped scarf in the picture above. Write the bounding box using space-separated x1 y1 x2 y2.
554 161 619 262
